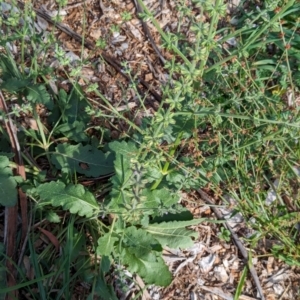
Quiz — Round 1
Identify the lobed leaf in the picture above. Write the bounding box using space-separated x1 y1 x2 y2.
145 188 180 208
36 181 99 217
0 78 31 92
45 211 61 223
25 84 53 110
109 140 138 183
121 249 171 286
97 233 119 257
122 227 162 256
118 227 171 286
56 121 88 142
51 143 114 177
64 85 90 124
145 219 203 249
0 155 18 206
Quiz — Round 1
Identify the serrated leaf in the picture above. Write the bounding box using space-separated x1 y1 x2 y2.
58 88 68 105
166 171 185 184
151 208 193 223
65 85 90 123
145 165 162 182
93 256 118 300
25 84 53 110
0 156 12 174
109 141 138 184
45 211 61 223
117 227 171 286
145 219 204 249
121 249 171 286
0 136 11 152
145 188 180 208
97 233 119 256
36 181 99 217
56 121 88 142
0 156 17 206
0 175 18 206
0 77 31 92
109 157 132 188
123 227 162 258
100 256 111 273
95 276 119 300
108 140 138 157
107 141 147 214
51 143 114 177
107 187 132 212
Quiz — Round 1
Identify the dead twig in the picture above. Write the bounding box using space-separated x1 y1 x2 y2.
65 0 93 10
197 189 265 300
133 0 166 66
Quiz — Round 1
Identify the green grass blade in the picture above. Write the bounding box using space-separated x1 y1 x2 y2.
234 265 248 300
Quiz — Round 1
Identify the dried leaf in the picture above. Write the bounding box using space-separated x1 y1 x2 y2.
38 227 60 252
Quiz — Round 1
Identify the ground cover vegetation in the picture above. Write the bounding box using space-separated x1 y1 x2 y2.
0 0 300 298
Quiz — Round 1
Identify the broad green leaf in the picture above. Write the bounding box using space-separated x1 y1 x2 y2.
51 143 114 177
94 277 119 300
0 156 17 206
166 171 186 185
108 140 138 157
108 187 132 212
109 157 132 189
145 165 162 182
109 141 138 184
0 78 31 92
58 88 68 106
116 226 171 286
117 227 171 286
97 233 119 256
56 121 88 142
0 156 13 175
25 84 53 110
151 208 193 223
0 175 18 206
106 141 139 211
93 256 118 300
36 181 99 217
121 249 171 286
145 219 204 249
0 135 11 152
122 227 162 258
45 211 61 223
144 188 180 208
64 85 90 123
100 256 111 273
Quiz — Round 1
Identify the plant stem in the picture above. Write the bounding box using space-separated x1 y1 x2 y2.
151 132 183 190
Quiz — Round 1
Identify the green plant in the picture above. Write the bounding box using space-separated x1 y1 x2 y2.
121 11 132 22
0 154 19 206
110 24 120 34
96 38 107 49
218 227 231 242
